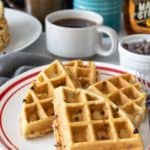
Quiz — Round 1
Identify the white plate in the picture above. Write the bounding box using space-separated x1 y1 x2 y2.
0 8 42 54
0 62 149 150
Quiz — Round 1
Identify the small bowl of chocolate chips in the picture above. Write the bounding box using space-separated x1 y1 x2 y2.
118 34 150 82
122 39 150 55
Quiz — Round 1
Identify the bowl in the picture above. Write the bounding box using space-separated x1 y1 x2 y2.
118 34 150 91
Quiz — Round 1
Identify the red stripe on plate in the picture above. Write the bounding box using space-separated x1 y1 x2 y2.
0 82 32 150
96 66 126 74
0 136 12 150
0 71 39 101
0 71 39 149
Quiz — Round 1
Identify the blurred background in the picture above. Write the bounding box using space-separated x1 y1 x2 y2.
2 0 123 32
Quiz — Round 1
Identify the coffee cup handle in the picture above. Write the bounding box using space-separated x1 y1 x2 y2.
96 26 118 56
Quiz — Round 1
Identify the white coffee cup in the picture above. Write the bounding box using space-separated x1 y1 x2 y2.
45 9 117 58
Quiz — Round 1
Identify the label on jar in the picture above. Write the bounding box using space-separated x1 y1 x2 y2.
134 0 150 27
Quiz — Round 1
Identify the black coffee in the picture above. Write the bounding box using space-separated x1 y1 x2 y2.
53 18 97 28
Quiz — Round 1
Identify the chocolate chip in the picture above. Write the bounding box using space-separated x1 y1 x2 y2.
100 110 105 115
78 109 82 113
100 136 108 140
23 99 26 103
135 42 140 48
144 44 150 54
133 128 139 134
74 116 79 121
54 143 61 147
104 123 109 128
30 86 35 90
102 81 106 86
143 39 147 44
30 130 35 134
122 40 150 55
115 107 119 112
122 43 128 49
54 126 58 130
90 109 94 113
137 48 143 54
51 112 54 116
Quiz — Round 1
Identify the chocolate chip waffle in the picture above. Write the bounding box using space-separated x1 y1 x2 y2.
53 87 144 150
20 60 78 138
88 73 147 127
64 60 99 89
0 0 10 51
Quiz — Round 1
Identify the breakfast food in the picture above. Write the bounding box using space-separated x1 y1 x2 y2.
64 60 99 88
20 59 146 150
122 40 150 55
20 60 99 138
0 0 10 51
53 87 144 150
88 73 147 127
20 60 78 138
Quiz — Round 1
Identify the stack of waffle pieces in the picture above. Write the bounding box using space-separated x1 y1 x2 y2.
20 59 146 149
20 60 99 138
0 0 10 51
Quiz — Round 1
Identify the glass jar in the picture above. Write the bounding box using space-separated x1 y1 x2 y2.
123 0 150 34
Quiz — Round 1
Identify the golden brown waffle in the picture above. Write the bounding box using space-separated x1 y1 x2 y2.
53 87 144 150
0 1 10 51
64 60 99 89
20 60 78 138
88 73 147 127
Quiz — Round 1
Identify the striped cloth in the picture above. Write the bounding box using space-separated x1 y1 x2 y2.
0 52 54 86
